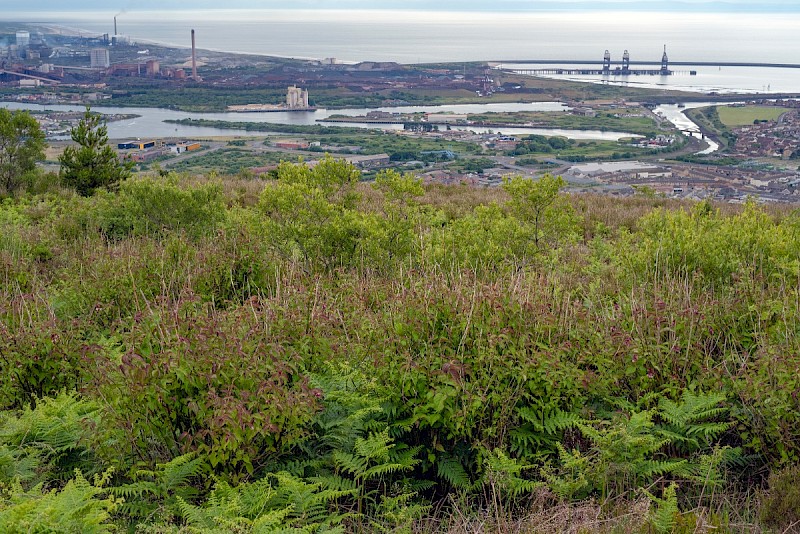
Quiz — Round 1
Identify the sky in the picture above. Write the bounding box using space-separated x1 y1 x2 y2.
3 0 800 12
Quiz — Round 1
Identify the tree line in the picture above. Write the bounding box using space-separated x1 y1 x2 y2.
0 108 131 197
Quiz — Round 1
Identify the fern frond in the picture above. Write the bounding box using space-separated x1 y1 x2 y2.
654 427 698 447
658 390 727 427
305 473 358 493
389 444 422 467
541 445 591 500
637 459 688 478
0 445 39 484
685 421 732 439
108 480 159 499
645 482 680 534
332 451 369 477
544 409 584 434
516 407 582 433
250 505 294 530
0 469 119 533
406 479 435 493
175 495 215 529
158 452 206 491
362 462 410 480
436 454 473 490
353 430 393 463
483 449 543 498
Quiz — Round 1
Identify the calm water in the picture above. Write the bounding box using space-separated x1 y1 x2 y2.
3 10 799 67
0 101 639 140
653 103 721 154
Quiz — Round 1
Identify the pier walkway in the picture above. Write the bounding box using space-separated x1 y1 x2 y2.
493 60 800 70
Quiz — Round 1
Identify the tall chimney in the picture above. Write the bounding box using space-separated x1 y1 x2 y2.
114 16 117 35
191 29 198 81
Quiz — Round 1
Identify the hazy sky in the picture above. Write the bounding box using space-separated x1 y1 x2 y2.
3 0 799 12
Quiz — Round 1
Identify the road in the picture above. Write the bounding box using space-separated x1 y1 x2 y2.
161 142 225 167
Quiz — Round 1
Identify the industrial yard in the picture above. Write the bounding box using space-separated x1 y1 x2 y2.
0 21 710 112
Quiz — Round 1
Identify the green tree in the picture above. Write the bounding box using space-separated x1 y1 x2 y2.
502 173 576 249
258 157 366 270
0 109 46 195
59 108 132 196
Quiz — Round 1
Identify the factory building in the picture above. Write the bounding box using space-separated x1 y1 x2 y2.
274 140 310 150
424 113 468 124
286 85 310 109
146 60 160 76
90 48 110 69
123 148 168 163
344 153 391 169
168 142 201 154
118 140 156 150
15 31 30 49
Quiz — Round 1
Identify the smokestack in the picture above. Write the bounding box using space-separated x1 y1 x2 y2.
191 29 198 81
114 17 117 35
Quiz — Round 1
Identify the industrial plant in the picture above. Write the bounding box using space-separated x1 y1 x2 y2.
0 20 207 85
226 86 315 112
286 85 309 109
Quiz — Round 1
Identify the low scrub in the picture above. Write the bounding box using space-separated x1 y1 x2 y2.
0 163 797 531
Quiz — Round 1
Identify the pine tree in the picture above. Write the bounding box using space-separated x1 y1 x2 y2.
59 107 132 196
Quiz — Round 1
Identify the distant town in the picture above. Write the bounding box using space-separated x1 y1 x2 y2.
3 22 800 204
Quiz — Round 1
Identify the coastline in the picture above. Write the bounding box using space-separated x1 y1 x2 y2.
28 22 329 63
8 21 800 101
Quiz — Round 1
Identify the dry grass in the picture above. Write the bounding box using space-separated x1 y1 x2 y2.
415 490 764 534
416 490 652 534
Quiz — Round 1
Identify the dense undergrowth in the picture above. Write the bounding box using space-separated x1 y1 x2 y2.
1 159 800 532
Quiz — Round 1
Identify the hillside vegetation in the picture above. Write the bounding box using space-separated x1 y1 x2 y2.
1 160 800 532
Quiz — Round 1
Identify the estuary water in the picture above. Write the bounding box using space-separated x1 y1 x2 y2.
653 103 721 154
0 101 639 141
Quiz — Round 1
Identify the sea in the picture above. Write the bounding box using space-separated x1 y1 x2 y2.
2 9 800 93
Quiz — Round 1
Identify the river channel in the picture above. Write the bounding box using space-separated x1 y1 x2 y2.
1 101 644 141
652 103 722 154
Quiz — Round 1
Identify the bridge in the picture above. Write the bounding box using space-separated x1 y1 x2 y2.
680 129 706 139
514 67 696 76
0 69 60 85
493 58 800 70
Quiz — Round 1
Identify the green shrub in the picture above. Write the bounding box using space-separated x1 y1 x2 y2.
91 300 321 477
634 200 800 288
190 217 277 306
502 173 579 250
94 175 226 239
0 320 89 410
424 203 533 270
258 158 367 270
